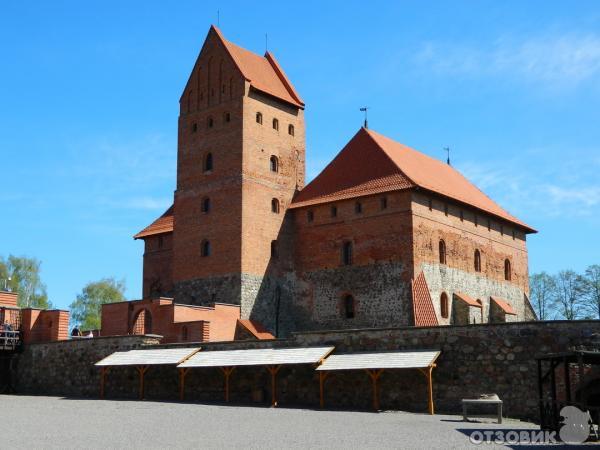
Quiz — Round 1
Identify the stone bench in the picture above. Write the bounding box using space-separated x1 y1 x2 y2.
462 398 503 424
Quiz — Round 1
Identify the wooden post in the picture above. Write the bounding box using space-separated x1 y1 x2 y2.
179 368 189 401
418 365 436 415
99 367 109 399
266 365 281 407
365 369 384 411
319 371 329 409
219 367 235 402
136 365 149 400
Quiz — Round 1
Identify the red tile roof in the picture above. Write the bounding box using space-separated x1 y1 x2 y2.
491 296 517 315
134 205 174 239
454 292 482 308
412 272 439 327
237 319 275 340
212 26 304 108
291 127 535 233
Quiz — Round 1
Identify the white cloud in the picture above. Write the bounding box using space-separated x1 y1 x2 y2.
415 33 600 88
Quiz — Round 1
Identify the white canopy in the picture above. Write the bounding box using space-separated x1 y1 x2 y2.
95 348 200 366
316 350 440 371
178 346 334 368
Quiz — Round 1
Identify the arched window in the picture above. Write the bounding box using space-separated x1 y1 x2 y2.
256 112 263 124
191 122 198 133
380 196 388 210
504 259 511 281
288 124 294 136
201 240 211 257
331 206 337 218
307 210 314 222
207 116 214 128
474 249 481 272
201 197 211 213
270 156 279 173
271 198 280 213
271 240 278 259
355 201 362 214
343 295 355 319
272 118 279 130
342 241 353 266
439 240 446 264
132 309 153 335
182 325 188 341
224 112 231 123
204 153 213 172
440 293 449 318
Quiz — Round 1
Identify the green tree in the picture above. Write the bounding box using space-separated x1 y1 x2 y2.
0 255 51 309
70 278 126 330
582 265 600 319
529 272 556 320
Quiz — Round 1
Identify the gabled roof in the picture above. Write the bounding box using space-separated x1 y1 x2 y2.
412 272 439 327
134 205 174 239
491 296 517 315
208 26 303 108
454 292 482 308
291 127 535 233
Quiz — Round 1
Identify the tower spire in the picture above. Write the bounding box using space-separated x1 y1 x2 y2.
360 107 369 129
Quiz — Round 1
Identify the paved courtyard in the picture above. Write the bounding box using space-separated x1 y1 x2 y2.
1 395 554 449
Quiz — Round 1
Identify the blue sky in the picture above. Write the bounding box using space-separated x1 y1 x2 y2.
1 1 599 310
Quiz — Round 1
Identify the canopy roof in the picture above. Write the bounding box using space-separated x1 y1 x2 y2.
178 346 334 368
95 348 199 366
134 205 174 239
316 350 440 371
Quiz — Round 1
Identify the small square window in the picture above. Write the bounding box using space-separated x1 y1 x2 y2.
307 210 314 223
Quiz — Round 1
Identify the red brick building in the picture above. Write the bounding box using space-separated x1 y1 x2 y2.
134 26 537 337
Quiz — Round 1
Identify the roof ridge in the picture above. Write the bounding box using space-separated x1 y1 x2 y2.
264 51 304 106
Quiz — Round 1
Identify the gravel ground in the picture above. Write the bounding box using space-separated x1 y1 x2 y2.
1 395 557 449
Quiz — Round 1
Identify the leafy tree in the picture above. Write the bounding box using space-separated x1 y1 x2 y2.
0 255 51 309
582 265 600 319
552 270 586 320
70 278 126 330
529 272 556 320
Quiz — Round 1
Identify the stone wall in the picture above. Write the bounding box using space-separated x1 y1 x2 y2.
13 321 600 422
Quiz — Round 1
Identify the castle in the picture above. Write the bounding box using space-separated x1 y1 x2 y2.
133 25 537 338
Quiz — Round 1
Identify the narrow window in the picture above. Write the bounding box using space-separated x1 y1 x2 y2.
182 325 188 341
288 124 294 136
201 197 211 213
380 196 388 210
221 84 225 94
504 259 511 281
331 205 337 218
439 239 446 264
201 240 211 257
204 153 213 172
344 295 355 319
272 118 279 130
342 241 353 266
440 292 449 318
256 112 263 124
474 249 481 272
307 210 314 223
271 198 280 213
224 112 231 123
207 116 214 128
158 236 164 249
355 201 362 214
271 240 278 259
270 156 279 173
191 122 198 133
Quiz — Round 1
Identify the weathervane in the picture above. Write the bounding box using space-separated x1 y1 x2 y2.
444 146 451 165
360 107 369 129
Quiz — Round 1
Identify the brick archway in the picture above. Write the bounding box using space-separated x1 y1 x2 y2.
132 309 153 335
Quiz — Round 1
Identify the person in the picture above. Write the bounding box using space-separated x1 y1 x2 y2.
87 330 94 338
71 326 81 337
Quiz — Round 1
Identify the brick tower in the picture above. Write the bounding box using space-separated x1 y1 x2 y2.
172 26 305 333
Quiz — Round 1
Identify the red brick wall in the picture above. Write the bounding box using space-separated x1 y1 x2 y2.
21 309 69 344
142 233 173 298
0 291 18 307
